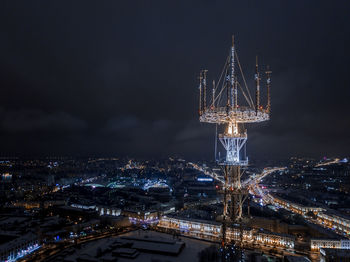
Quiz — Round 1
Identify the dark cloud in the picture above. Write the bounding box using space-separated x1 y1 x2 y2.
0 109 86 132
0 0 349 159
104 116 140 133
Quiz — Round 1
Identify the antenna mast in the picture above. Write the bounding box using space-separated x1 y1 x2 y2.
255 56 260 114
203 70 208 111
266 66 272 113
198 72 202 115
212 80 216 109
231 35 236 108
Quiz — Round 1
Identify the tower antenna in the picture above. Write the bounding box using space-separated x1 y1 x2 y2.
230 35 235 108
212 80 216 109
255 56 260 115
198 72 202 115
266 66 272 113
203 70 208 112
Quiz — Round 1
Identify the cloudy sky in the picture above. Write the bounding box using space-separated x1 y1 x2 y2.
1 1 349 160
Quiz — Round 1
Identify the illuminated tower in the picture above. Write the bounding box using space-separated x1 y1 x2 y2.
198 36 271 248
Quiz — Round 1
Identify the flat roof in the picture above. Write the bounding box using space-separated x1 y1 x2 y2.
285 255 311 262
321 248 350 257
119 236 184 255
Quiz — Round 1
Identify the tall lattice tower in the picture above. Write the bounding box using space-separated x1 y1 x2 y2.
198 36 271 249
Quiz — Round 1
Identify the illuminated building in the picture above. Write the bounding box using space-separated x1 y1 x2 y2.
0 233 39 262
311 239 350 251
272 196 325 215
157 216 294 249
95 206 121 217
268 195 350 236
122 210 158 224
317 212 350 235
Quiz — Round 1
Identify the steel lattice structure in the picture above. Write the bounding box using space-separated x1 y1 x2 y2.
197 36 271 252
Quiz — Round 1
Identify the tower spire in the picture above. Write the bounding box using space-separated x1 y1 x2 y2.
198 71 202 116
203 70 207 112
255 56 260 114
212 80 215 109
230 35 236 108
266 66 272 113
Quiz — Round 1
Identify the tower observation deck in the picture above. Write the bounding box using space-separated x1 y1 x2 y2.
197 36 271 250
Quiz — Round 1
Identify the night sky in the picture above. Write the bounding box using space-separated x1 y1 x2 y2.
1 1 350 160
